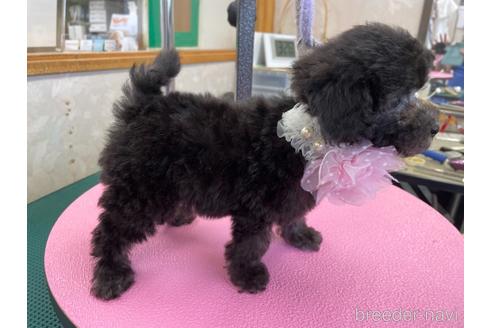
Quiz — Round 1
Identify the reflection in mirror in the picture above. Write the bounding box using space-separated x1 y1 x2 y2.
27 0 238 52
419 0 464 135
149 0 236 49
62 0 147 52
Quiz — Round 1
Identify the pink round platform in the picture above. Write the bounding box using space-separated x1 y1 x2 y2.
45 184 463 327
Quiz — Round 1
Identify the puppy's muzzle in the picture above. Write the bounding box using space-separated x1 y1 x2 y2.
417 98 440 137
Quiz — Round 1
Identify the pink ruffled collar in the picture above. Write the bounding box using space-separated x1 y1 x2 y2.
277 103 404 206
301 140 404 205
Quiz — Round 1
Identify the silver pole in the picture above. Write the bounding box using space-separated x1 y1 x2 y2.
235 0 256 101
296 0 316 56
160 0 175 92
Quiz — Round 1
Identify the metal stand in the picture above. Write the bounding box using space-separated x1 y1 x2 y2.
161 0 175 93
235 0 256 101
393 174 464 232
295 0 317 56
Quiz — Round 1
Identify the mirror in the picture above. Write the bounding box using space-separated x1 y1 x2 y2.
27 0 238 53
419 0 464 135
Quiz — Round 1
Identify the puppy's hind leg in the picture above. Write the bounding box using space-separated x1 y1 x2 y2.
280 217 322 251
90 186 161 300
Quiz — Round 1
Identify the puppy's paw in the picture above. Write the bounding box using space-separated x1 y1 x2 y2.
91 263 135 300
228 262 270 294
283 226 323 251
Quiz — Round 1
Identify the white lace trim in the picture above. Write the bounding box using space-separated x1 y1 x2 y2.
277 103 326 160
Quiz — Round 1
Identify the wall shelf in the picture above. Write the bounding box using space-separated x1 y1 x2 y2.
27 49 236 76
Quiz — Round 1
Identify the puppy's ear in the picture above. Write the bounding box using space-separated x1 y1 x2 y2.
291 60 375 144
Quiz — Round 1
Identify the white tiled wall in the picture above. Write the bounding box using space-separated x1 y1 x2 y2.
27 62 236 202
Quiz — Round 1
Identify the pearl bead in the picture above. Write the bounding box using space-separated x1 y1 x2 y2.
313 141 324 152
300 127 312 139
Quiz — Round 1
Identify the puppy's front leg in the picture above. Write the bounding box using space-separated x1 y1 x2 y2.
280 217 322 251
225 216 272 293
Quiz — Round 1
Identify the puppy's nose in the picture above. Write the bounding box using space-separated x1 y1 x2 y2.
431 126 439 136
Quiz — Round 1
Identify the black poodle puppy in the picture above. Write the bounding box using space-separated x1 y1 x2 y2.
91 23 437 299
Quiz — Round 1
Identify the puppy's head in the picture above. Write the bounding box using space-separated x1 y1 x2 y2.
291 23 438 156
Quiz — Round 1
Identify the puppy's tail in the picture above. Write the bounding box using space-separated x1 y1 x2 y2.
129 49 181 96
115 50 181 122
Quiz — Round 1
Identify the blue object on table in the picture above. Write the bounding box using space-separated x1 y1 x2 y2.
448 64 464 91
422 150 448 164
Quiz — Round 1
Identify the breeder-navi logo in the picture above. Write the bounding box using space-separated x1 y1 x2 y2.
355 306 459 323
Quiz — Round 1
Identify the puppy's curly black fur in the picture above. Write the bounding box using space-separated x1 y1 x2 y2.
91 23 437 299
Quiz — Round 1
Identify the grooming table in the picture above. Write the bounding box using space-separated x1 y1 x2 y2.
45 184 463 328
